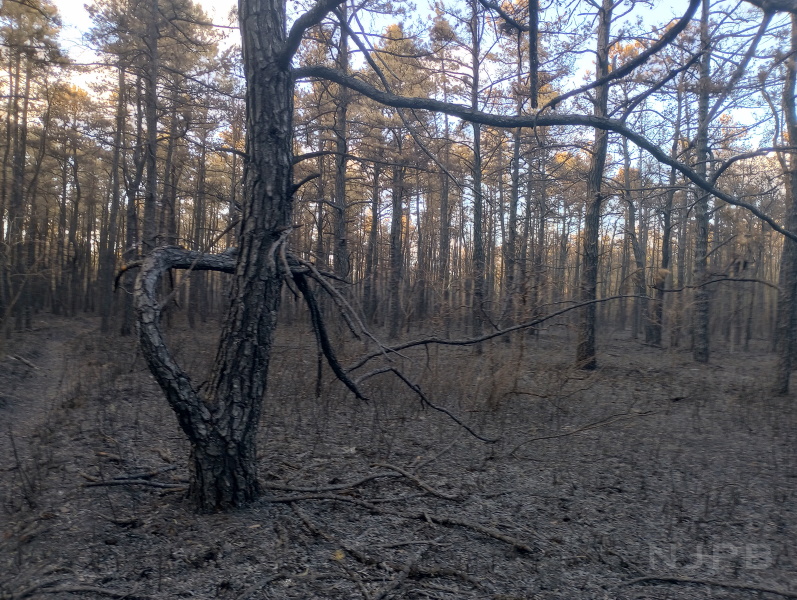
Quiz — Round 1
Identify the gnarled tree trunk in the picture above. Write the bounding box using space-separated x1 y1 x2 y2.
135 0 297 511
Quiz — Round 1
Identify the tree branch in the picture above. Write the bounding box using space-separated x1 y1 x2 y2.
279 0 347 68
477 0 528 32
619 575 797 598
134 247 237 442
294 65 797 242
744 0 797 14
347 295 649 373
292 271 370 402
540 0 701 113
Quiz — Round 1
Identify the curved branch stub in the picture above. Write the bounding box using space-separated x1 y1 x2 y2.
134 246 237 442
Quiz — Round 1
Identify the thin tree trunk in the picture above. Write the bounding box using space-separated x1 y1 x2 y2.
363 164 380 323
576 0 611 369
100 66 126 332
692 0 712 363
332 0 349 278
470 0 485 338
389 163 404 339
773 14 797 394
142 0 160 255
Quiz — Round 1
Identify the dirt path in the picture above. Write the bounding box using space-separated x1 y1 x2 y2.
0 317 99 510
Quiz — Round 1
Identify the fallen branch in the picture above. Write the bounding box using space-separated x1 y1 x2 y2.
509 410 657 456
371 462 459 500
289 503 485 588
619 575 797 598
236 570 290 600
5 582 150 599
83 479 186 489
264 471 401 493
8 355 39 370
111 465 179 481
269 492 538 553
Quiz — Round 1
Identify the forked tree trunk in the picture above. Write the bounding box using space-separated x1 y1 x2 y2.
135 0 295 511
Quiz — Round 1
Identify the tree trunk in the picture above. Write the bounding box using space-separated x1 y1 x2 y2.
121 75 145 337
100 66 126 332
692 0 711 363
332 0 350 279
136 0 295 510
576 0 611 369
389 162 404 339
142 0 160 255
649 90 681 346
363 164 380 323
470 0 485 338
773 14 797 394
622 137 647 340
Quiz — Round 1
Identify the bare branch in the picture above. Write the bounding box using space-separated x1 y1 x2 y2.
292 271 370 402
744 0 797 14
347 295 647 373
619 575 797 598
707 11 773 123
477 0 528 32
294 65 797 242
280 0 346 68
540 0 701 113
291 172 321 194
355 366 499 443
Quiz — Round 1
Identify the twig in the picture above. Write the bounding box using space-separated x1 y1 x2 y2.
236 571 289 600
111 465 178 481
371 555 415 600
357 366 498 443
265 471 401 493
658 277 779 292
619 575 797 598
8 355 39 370
272 493 538 553
347 295 649 373
83 479 186 489
7 583 150 599
289 503 484 587
509 410 657 456
371 462 459 500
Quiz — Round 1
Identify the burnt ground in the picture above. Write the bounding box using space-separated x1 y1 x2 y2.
0 313 795 600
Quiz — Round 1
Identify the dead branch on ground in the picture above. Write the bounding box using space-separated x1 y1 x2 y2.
619 575 797 598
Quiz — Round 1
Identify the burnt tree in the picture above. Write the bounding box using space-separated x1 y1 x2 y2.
133 0 797 512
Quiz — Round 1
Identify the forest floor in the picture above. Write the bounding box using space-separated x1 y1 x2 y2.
0 312 795 600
